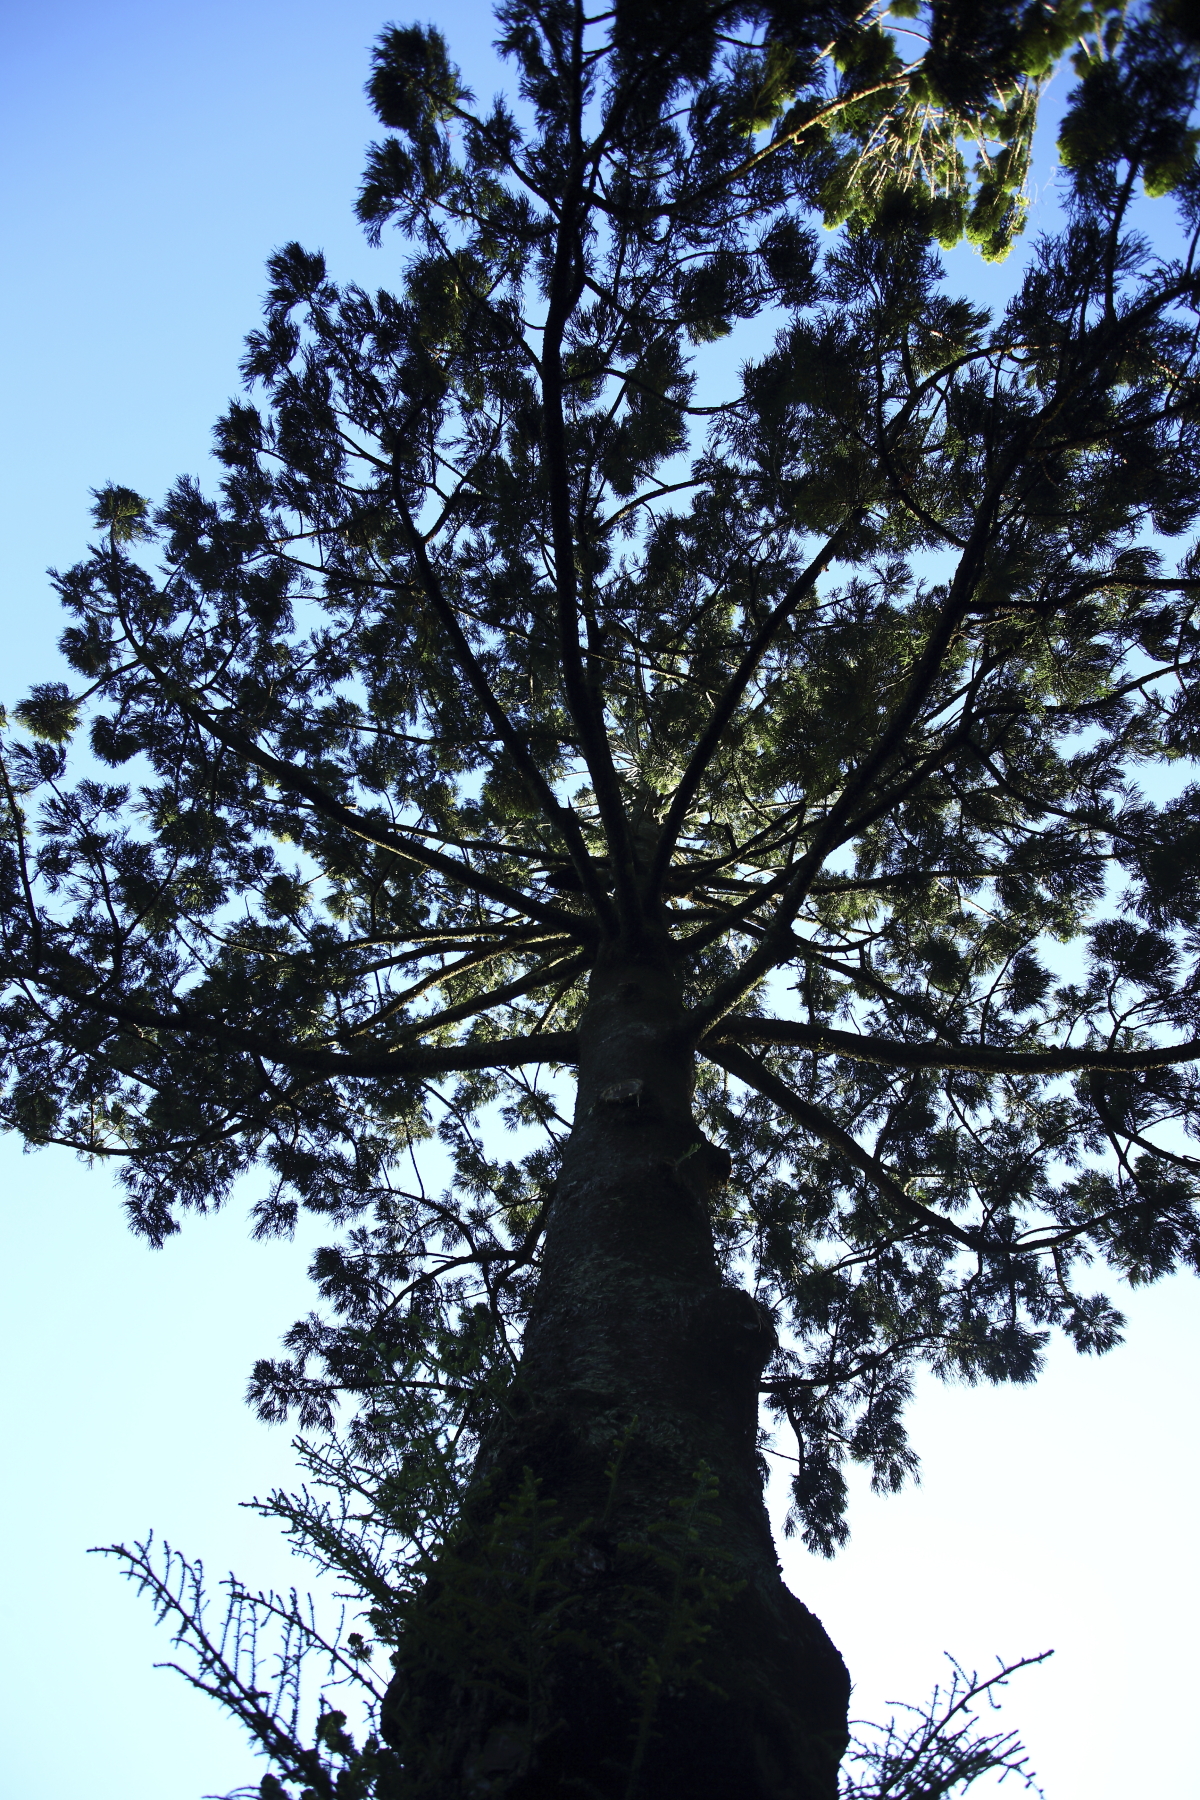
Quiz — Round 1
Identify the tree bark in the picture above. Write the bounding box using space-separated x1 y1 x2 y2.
382 949 849 1799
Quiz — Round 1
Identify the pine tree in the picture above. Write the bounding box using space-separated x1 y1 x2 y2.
4 4 1200 1796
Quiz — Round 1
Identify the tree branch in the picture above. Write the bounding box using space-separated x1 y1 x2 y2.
397 507 616 925
539 33 639 932
709 1015 1200 1076
110 603 585 936
707 1040 979 1249
650 520 855 891
23 975 579 1079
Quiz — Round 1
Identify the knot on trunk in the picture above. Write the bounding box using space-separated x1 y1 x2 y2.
595 1076 646 1110
654 1136 732 1197
688 1285 778 1373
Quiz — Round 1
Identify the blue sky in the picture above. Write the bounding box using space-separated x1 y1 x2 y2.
1 6 1198 1797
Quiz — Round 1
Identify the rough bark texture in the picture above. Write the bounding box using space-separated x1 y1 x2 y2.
383 950 849 1798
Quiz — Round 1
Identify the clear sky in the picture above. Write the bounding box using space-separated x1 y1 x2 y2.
1 7 1197 1798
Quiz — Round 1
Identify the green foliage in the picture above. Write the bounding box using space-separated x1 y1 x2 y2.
90 481 154 543
1060 7 1200 202
103 1443 745 1800
96 1527 401 1800
5 0 1200 1597
12 683 81 745
102 1446 1046 1799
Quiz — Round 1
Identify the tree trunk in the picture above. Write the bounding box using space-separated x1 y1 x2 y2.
382 949 849 1799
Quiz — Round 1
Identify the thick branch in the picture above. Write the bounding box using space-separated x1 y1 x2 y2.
710 1015 1200 1076
398 511 615 925
112 610 584 936
685 283 1200 1030
688 473 1024 1028
707 1041 979 1249
650 521 854 891
24 975 579 1079
386 950 591 1045
539 55 638 930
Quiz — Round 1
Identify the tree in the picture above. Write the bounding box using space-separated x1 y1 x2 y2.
3 2 1200 1795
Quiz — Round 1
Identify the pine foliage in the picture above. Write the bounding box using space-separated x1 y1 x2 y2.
5 0 1200 1582
100 1446 1049 1800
